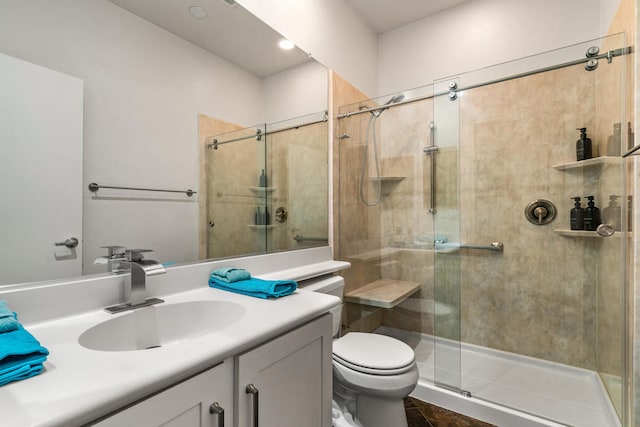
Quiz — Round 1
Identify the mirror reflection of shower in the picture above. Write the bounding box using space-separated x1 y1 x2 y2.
359 93 405 206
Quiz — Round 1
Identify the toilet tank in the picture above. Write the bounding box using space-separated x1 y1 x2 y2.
297 275 344 336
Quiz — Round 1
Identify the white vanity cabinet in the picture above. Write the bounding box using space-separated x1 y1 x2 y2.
236 314 333 427
90 313 332 427
92 359 234 427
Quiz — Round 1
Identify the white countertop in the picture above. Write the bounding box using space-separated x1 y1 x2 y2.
1 286 340 427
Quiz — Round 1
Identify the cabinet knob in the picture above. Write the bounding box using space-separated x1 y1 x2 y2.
209 402 225 426
246 383 259 427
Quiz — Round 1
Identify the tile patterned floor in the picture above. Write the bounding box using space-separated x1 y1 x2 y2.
405 397 497 427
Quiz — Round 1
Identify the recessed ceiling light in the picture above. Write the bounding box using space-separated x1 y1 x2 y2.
278 39 295 50
188 6 207 19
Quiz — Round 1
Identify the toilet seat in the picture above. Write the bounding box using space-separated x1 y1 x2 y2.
333 333 416 375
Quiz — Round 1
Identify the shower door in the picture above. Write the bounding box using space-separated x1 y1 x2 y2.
431 77 462 393
205 124 269 259
431 34 628 426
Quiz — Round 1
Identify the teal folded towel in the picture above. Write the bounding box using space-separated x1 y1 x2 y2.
0 300 19 333
211 267 251 283
209 275 297 299
0 321 49 387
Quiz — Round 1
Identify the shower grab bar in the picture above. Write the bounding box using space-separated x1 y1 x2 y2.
435 241 504 253
424 121 438 214
88 182 196 197
293 235 328 242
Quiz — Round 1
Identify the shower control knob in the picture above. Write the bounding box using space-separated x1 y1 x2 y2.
525 199 556 226
534 206 548 224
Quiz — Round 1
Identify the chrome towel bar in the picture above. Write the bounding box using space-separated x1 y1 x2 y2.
88 182 196 197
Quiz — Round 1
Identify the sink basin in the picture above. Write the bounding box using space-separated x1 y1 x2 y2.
79 300 246 351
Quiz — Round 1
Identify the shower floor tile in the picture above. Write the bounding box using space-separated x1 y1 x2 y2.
377 327 620 427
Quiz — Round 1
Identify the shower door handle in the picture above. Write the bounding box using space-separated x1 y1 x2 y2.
424 121 438 214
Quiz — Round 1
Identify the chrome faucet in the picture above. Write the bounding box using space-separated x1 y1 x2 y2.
105 249 166 314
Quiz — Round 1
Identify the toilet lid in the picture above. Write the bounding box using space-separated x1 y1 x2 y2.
333 333 415 372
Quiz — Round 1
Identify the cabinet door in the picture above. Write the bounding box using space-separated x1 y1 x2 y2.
236 314 333 427
93 359 233 427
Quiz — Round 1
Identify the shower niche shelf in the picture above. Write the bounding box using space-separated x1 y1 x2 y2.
552 156 619 171
344 279 420 309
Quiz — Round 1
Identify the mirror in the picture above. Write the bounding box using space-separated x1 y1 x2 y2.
0 0 328 286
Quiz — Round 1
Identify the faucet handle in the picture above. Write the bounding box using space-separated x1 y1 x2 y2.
101 245 127 259
125 249 154 262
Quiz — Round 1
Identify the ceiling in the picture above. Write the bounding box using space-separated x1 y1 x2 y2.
108 0 473 77
346 0 472 34
108 0 311 78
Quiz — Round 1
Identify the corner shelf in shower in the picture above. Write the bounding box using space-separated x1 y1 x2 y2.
552 156 620 171
247 224 277 230
344 279 421 309
249 187 276 194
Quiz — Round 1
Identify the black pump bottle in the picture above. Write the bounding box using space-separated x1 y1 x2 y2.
576 127 593 161
570 197 584 230
583 196 601 231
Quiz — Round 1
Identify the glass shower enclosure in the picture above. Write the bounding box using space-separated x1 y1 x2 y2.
204 111 329 260
337 33 628 426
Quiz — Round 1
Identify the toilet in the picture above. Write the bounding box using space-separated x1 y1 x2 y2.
299 275 419 427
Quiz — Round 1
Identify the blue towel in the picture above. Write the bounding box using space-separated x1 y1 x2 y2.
211 268 251 283
209 276 297 299
0 300 19 333
0 321 49 387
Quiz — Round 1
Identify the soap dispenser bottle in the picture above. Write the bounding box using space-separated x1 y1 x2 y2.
583 196 601 231
570 197 584 230
576 127 593 161
259 169 267 187
602 195 622 231
263 206 271 225
606 123 622 156
255 207 263 225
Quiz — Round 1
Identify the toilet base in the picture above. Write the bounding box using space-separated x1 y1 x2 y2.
354 394 408 427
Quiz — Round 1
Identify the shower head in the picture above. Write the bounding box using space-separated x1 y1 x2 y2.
384 94 405 105
373 93 405 117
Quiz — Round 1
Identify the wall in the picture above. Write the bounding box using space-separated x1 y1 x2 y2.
263 60 328 124
378 0 609 96
238 0 378 97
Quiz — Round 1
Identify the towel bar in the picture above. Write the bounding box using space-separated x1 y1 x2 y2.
88 182 196 197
